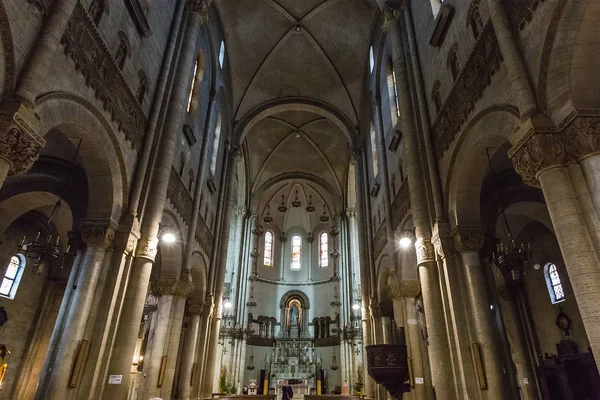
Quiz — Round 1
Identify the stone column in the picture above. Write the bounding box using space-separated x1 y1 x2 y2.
511 130 600 369
453 228 507 399
382 5 455 398
361 307 377 400
387 281 429 400
191 298 213 398
485 0 536 117
103 2 209 396
45 219 115 397
178 301 203 399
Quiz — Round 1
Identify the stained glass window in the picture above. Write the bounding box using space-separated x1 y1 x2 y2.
187 61 198 113
0 255 24 298
210 114 222 175
320 232 328 268
291 234 301 270
545 263 565 304
370 122 378 177
264 231 273 267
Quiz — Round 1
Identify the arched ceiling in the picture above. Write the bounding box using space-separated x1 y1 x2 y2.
215 0 377 123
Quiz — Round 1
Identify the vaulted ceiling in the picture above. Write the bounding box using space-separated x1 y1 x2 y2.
215 0 377 207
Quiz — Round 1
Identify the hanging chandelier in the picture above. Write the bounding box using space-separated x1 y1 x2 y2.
320 205 329 222
305 195 315 212
263 205 273 224
278 194 288 213
292 189 302 208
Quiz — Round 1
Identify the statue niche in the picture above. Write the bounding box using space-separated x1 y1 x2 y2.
280 290 309 339
287 299 303 338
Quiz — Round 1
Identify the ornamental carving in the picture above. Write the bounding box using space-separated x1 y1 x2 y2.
80 218 117 248
503 0 546 32
390 181 410 231
451 227 485 253
510 132 567 187
152 279 194 298
563 116 600 160
415 239 435 265
188 300 204 315
61 3 146 150
167 167 194 225
381 4 401 33
0 100 45 175
433 21 502 159
373 224 388 260
27 0 54 14
136 236 159 260
195 214 214 259
432 234 454 259
190 0 209 25
386 280 421 300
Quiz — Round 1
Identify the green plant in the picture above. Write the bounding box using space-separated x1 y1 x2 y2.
352 381 364 395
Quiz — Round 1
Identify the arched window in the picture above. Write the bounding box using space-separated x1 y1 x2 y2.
469 5 484 39
179 153 185 176
1 255 25 299
264 231 274 267
210 113 222 175
88 0 107 25
370 121 379 178
188 169 194 192
291 234 302 270
387 58 400 127
545 263 565 304
137 70 148 104
115 33 129 70
187 52 205 114
432 80 442 114
369 46 375 73
447 46 460 81
219 41 225 68
320 232 329 268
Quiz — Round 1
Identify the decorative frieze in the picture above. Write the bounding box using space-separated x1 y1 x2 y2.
381 4 401 33
503 0 546 32
415 238 435 265
27 0 55 14
152 278 194 298
373 224 388 259
433 21 502 159
190 0 209 25
80 218 117 248
0 100 45 175
195 214 214 258
61 3 146 150
167 167 194 225
136 236 159 260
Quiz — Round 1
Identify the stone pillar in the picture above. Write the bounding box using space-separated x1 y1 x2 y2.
45 219 115 397
453 228 507 399
485 0 536 117
178 302 203 399
382 4 454 398
387 281 430 400
511 128 600 369
361 307 377 400
191 298 213 398
103 2 209 396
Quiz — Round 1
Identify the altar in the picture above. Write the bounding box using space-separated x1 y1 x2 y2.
275 382 310 398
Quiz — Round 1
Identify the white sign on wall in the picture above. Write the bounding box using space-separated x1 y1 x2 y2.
415 377 424 385
523 378 529 384
108 375 123 385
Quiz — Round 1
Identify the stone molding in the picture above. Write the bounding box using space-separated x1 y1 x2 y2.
136 236 159 260
61 3 146 150
451 227 485 253
509 113 600 186
195 214 214 259
373 224 388 260
153 278 194 298
190 0 209 25
80 218 117 248
386 280 421 300
415 238 435 265
390 181 410 231
167 166 194 225
381 4 401 33
0 99 45 175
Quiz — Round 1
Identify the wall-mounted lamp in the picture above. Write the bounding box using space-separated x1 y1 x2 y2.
398 229 415 249
158 225 176 244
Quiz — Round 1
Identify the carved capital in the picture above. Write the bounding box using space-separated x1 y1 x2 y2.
563 116 600 160
0 99 44 175
230 145 243 161
415 238 435 265
386 280 421 300
431 222 454 259
350 148 362 165
451 227 485 254
153 279 194 298
510 116 569 186
381 4 401 33
190 0 209 25
136 236 159 261
80 219 117 248
188 300 205 315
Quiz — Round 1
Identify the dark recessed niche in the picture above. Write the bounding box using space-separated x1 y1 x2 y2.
430 4 454 47
125 0 152 37
183 124 197 146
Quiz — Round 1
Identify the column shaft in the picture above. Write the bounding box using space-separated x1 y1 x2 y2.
179 313 201 399
403 298 430 400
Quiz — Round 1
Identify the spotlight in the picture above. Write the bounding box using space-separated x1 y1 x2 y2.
224 300 232 309
399 236 412 249
490 304 494 310
162 232 176 243
352 303 360 310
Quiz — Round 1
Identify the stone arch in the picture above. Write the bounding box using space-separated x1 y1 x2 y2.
279 289 310 309
376 254 393 303
155 210 185 280
36 93 128 221
446 107 520 228
539 0 600 121
189 250 208 301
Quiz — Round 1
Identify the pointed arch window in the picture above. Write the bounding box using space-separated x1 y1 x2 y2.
387 58 400 127
369 46 375 73
1 255 25 299
545 263 565 304
210 113 222 175
219 41 225 68
291 234 302 270
320 232 329 268
187 52 205 114
264 231 274 267
370 121 379 178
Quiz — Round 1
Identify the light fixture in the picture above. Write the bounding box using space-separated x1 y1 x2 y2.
224 300 232 309
292 189 301 207
305 195 315 212
320 205 329 222
278 194 288 213
399 236 412 249
161 232 176 243
398 229 415 249
352 302 360 310
263 205 273 224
